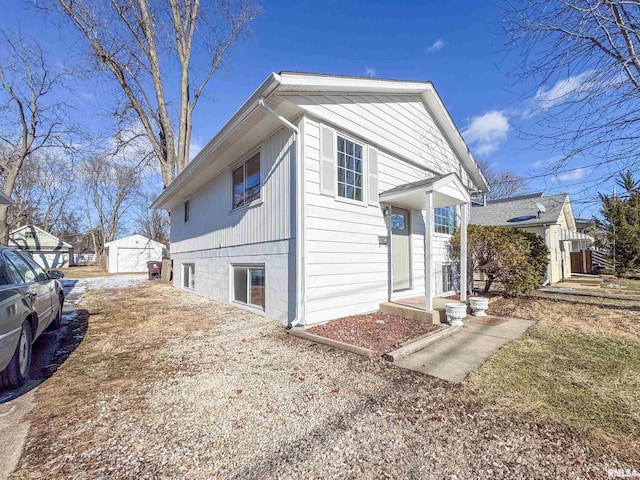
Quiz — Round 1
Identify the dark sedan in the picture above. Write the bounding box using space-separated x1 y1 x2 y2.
0 247 64 389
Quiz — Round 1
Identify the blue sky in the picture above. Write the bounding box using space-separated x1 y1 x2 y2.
1 0 619 219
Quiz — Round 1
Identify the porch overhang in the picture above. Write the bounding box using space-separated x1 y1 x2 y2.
378 172 471 210
559 229 594 244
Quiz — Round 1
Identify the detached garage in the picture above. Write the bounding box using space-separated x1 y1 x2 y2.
9 225 74 268
105 234 165 273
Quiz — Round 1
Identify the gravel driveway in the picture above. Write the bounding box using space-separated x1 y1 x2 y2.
7 281 633 479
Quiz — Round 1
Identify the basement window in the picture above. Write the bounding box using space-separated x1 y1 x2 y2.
233 265 265 310
183 263 195 290
232 152 261 209
442 264 454 293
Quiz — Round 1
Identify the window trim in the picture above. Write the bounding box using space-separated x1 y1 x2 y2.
230 149 262 212
434 205 458 236
231 263 265 311
335 132 366 205
182 263 195 290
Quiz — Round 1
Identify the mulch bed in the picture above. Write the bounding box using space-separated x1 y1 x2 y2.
307 311 440 356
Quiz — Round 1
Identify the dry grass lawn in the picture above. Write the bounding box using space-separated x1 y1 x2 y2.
467 294 640 467
59 264 112 279
9 281 634 478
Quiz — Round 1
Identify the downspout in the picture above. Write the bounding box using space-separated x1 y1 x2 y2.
258 97 304 329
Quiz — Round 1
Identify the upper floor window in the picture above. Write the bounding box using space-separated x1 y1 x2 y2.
232 152 260 209
434 206 457 235
337 136 363 202
184 200 190 223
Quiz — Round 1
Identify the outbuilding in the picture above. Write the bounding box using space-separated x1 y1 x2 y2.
9 224 74 268
104 234 165 273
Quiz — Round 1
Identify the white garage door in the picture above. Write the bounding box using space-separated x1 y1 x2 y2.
117 248 153 272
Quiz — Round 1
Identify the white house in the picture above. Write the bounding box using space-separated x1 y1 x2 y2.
104 234 165 273
9 224 74 268
151 72 489 326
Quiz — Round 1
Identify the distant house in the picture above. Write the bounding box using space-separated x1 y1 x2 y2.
471 193 593 284
9 224 74 268
151 71 490 326
104 234 165 273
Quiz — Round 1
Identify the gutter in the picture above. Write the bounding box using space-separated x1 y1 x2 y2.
258 97 305 329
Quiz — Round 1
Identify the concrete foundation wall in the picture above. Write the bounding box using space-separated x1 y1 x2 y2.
172 239 294 325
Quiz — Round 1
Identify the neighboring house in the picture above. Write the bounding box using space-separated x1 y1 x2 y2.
151 72 489 326
471 192 593 284
9 224 74 268
104 234 165 273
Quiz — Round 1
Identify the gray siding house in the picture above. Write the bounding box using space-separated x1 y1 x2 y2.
152 72 489 326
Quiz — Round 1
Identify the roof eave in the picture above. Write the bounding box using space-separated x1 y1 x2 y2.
151 73 283 210
420 87 489 193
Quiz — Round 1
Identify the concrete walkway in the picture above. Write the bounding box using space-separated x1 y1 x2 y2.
393 316 536 383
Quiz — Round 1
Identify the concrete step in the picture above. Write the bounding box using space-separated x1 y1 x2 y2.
379 302 444 324
564 275 603 285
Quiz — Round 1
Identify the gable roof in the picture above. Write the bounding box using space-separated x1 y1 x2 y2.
471 193 570 228
9 224 72 248
151 71 489 210
104 234 165 249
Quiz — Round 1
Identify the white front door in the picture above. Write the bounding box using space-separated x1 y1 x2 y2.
391 207 411 291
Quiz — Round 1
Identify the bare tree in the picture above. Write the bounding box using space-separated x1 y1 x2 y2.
504 0 640 179
134 196 170 245
0 34 76 244
5 152 76 232
476 159 528 200
40 0 260 187
80 154 141 255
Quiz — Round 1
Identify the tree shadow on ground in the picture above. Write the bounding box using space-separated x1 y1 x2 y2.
0 307 90 404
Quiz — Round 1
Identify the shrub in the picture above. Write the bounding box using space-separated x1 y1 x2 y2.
450 225 549 297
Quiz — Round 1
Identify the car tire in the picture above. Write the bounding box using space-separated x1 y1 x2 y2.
1 321 32 389
48 294 63 330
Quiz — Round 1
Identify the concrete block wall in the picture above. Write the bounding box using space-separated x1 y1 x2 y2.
172 239 294 325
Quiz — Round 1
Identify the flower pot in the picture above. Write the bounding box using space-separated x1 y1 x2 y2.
469 297 489 317
445 302 467 326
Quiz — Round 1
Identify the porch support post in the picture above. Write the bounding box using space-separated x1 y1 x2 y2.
460 203 468 302
424 192 433 312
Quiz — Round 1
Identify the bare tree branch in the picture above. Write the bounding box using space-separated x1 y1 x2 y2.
39 0 261 187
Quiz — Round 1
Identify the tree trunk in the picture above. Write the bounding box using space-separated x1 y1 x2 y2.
484 276 494 293
0 206 10 246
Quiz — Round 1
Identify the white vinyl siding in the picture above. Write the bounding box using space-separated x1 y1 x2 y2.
282 93 474 189
170 127 294 254
303 115 453 325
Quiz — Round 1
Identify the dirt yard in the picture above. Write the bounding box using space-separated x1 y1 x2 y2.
4 280 637 478
307 312 440 356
